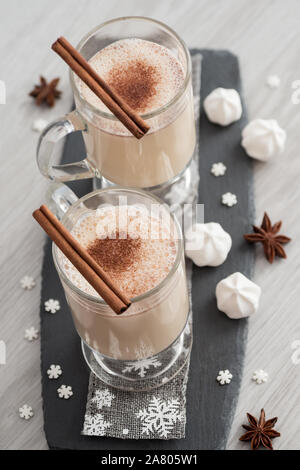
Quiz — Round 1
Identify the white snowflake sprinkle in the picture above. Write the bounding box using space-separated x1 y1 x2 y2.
122 428 129 435
217 369 233 385
20 276 36 290
45 299 60 314
83 413 111 436
24 327 39 342
252 369 269 384
57 385 73 399
136 397 182 438
47 364 62 379
221 192 237 207
162 377 169 384
211 162 227 177
32 118 48 133
91 388 115 409
19 404 34 420
122 356 162 378
266 74 280 89
291 339 300 365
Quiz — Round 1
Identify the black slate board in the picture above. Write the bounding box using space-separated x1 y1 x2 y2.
40 49 254 450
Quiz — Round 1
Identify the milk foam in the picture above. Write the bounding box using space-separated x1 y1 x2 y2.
80 38 185 114
58 205 177 298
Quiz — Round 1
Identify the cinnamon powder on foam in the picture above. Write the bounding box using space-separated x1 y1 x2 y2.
80 38 185 115
87 231 142 275
60 208 177 299
107 60 160 113
87 232 176 298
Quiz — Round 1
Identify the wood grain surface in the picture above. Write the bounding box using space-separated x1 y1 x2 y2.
0 0 299 450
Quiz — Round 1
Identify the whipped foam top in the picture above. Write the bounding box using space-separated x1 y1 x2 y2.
58 205 178 299
79 38 185 114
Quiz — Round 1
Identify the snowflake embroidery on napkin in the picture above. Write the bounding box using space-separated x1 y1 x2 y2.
136 397 183 438
83 413 111 436
221 192 237 207
122 356 162 378
122 428 129 436
19 404 34 420
45 299 60 314
24 327 39 342
252 369 269 384
211 162 227 177
91 388 115 409
57 385 73 399
20 276 36 290
47 364 62 379
216 369 233 385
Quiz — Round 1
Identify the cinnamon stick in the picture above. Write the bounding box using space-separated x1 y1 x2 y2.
40 204 130 306
33 206 131 314
52 37 150 139
57 37 149 134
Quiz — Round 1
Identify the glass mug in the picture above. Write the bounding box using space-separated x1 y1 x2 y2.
37 17 196 204
51 184 192 390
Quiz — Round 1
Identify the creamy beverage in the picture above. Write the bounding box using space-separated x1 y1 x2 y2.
57 204 189 360
77 38 196 188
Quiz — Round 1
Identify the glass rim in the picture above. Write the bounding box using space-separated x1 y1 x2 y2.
52 187 184 314
70 16 192 121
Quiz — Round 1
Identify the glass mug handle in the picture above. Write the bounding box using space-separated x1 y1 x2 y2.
36 110 99 182
44 182 79 220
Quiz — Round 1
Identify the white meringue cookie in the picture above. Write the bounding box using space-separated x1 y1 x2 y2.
241 119 286 161
216 272 261 319
203 87 242 126
185 223 232 267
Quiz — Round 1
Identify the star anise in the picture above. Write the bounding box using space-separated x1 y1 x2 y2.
29 76 61 107
239 408 280 450
244 212 291 263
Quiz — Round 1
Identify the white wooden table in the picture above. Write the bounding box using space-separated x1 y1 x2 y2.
1 0 299 450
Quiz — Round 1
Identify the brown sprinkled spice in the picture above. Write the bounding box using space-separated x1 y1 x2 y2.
239 409 280 450
87 231 142 275
244 212 291 263
29 76 61 107
107 59 160 113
